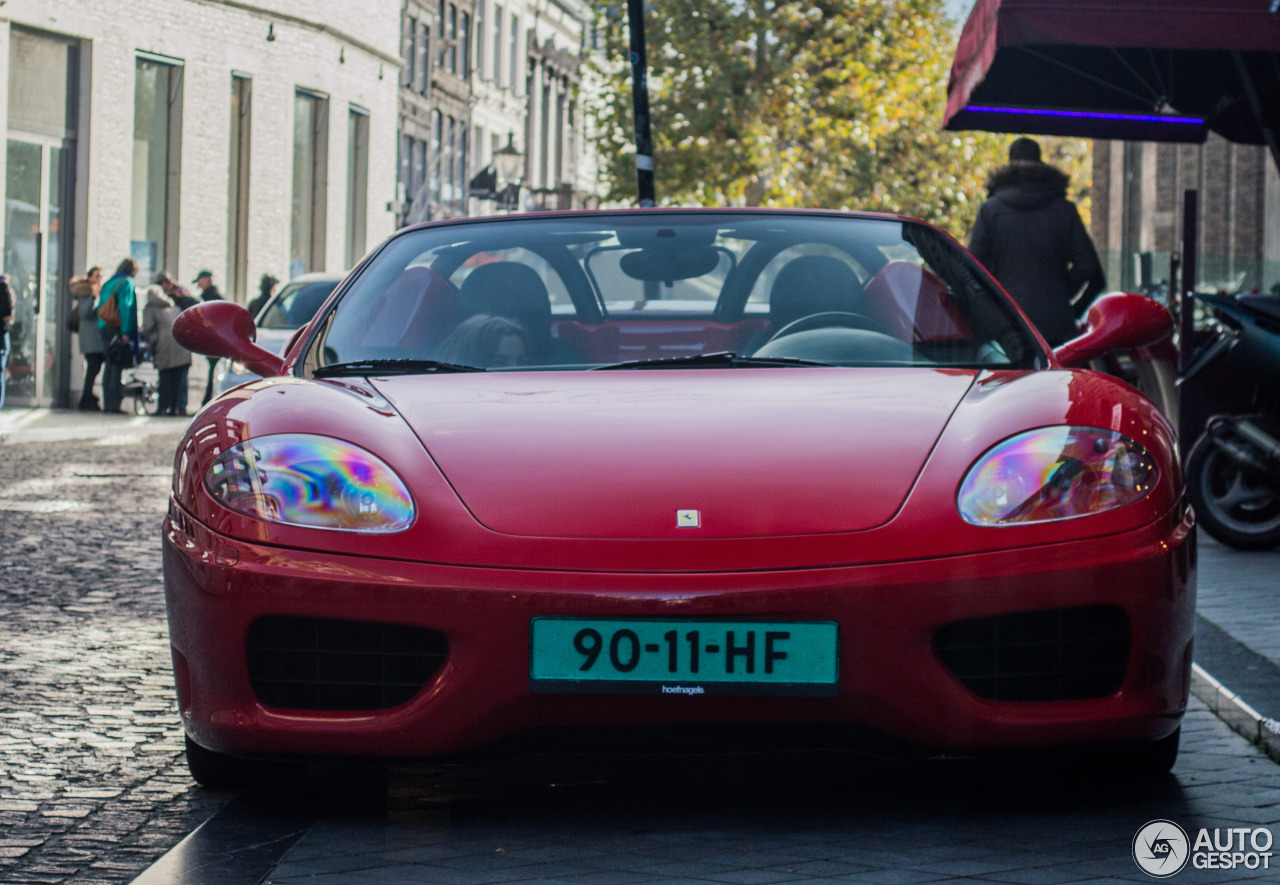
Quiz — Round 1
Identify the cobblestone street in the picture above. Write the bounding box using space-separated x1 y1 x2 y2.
5 413 1280 885
0 428 227 884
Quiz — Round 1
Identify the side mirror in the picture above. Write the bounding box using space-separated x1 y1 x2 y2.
172 301 286 377
1053 292 1173 368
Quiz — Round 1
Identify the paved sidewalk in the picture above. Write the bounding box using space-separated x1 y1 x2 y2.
0 407 195 445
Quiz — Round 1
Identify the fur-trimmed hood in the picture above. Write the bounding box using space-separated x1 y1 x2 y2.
985 161 1071 211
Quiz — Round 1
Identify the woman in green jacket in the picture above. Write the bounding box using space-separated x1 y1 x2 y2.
98 257 139 413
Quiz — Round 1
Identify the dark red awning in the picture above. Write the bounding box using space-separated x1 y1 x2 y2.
945 0 1280 154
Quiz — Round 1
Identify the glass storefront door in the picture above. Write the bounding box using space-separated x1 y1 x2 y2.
3 138 67 403
6 27 78 407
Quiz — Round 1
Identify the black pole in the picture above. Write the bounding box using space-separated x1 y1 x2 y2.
1179 188 1198 374
626 0 656 207
1178 188 1199 447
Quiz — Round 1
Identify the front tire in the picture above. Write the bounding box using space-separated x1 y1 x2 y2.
1120 728 1181 779
1186 432 1280 550
184 734 255 789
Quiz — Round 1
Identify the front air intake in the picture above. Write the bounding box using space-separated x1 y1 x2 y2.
246 616 447 711
933 606 1129 702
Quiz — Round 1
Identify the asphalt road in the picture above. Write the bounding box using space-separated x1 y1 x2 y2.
2 420 1279 884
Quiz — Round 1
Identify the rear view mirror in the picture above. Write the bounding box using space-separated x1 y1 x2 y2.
619 246 722 282
1053 293 1173 368
173 301 286 377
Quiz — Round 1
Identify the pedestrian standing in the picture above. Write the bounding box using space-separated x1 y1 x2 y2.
0 274 12 411
70 266 104 410
194 270 223 405
98 258 140 414
142 284 192 416
155 271 200 310
968 137 1106 346
247 273 278 319
193 270 222 302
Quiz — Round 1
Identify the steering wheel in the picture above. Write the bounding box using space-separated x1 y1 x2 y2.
768 310 898 343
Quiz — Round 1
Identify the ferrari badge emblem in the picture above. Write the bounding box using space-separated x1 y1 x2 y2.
677 510 700 528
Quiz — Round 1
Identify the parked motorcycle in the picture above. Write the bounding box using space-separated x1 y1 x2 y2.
1183 292 1280 550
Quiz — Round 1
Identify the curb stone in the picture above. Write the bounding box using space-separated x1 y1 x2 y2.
1191 662 1280 762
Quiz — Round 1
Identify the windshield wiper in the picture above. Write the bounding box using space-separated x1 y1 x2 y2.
591 351 830 371
314 358 484 378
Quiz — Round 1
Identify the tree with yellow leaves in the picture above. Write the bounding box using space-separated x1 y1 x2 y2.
590 0 1090 240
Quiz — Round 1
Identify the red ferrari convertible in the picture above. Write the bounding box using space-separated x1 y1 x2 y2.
164 209 1193 786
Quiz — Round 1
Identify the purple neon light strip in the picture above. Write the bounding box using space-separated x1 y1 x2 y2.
966 105 1204 125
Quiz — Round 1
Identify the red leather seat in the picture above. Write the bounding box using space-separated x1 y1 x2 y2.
862 260 972 343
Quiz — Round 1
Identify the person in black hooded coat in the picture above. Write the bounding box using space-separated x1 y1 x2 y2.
968 137 1106 346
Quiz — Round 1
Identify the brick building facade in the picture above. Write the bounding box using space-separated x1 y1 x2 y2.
1091 135 1280 297
1 0 403 407
0 0 603 408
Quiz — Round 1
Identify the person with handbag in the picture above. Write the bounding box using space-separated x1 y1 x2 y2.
69 266 104 410
97 257 140 414
142 284 192 416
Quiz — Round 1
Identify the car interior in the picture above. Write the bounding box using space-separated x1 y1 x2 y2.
311 215 1039 372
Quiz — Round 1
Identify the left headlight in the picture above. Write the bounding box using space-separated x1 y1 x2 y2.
957 426 1157 526
204 434 415 532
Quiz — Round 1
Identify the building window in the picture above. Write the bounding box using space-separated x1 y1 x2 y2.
493 5 503 84
411 136 427 224
448 4 458 74
555 86 566 186
437 0 447 67
443 115 455 209
509 14 519 91
456 124 468 216
540 80 551 187
402 17 416 87
430 109 442 212
132 56 183 279
346 107 369 269
461 11 471 77
227 75 252 302
566 100 576 182
417 24 431 95
475 0 485 79
397 132 410 225
291 90 329 278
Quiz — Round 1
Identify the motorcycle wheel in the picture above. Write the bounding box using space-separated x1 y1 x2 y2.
1186 432 1280 550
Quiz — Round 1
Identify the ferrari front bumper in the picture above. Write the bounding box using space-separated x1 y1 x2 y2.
162 503 1195 759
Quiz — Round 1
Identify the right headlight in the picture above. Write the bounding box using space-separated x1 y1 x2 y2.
957 426 1157 526
204 433 415 532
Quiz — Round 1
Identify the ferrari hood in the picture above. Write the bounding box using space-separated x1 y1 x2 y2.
372 369 975 539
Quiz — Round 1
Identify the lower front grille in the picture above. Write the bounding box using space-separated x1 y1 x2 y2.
933 606 1129 702
246 616 448 711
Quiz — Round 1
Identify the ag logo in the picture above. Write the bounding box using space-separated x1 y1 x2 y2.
1133 820 1190 877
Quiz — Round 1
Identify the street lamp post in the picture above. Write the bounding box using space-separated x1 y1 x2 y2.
626 0 656 207
493 133 524 212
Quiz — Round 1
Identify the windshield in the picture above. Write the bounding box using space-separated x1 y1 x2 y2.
310 212 1041 372
259 279 340 330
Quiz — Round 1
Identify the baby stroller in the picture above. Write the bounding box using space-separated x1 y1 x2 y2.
121 349 160 416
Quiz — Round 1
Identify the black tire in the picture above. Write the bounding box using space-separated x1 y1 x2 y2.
184 734 255 789
1085 728 1181 781
1123 727 1181 779
1186 432 1280 550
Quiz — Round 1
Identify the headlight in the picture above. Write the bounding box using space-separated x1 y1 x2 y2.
205 434 415 532
957 426 1157 526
